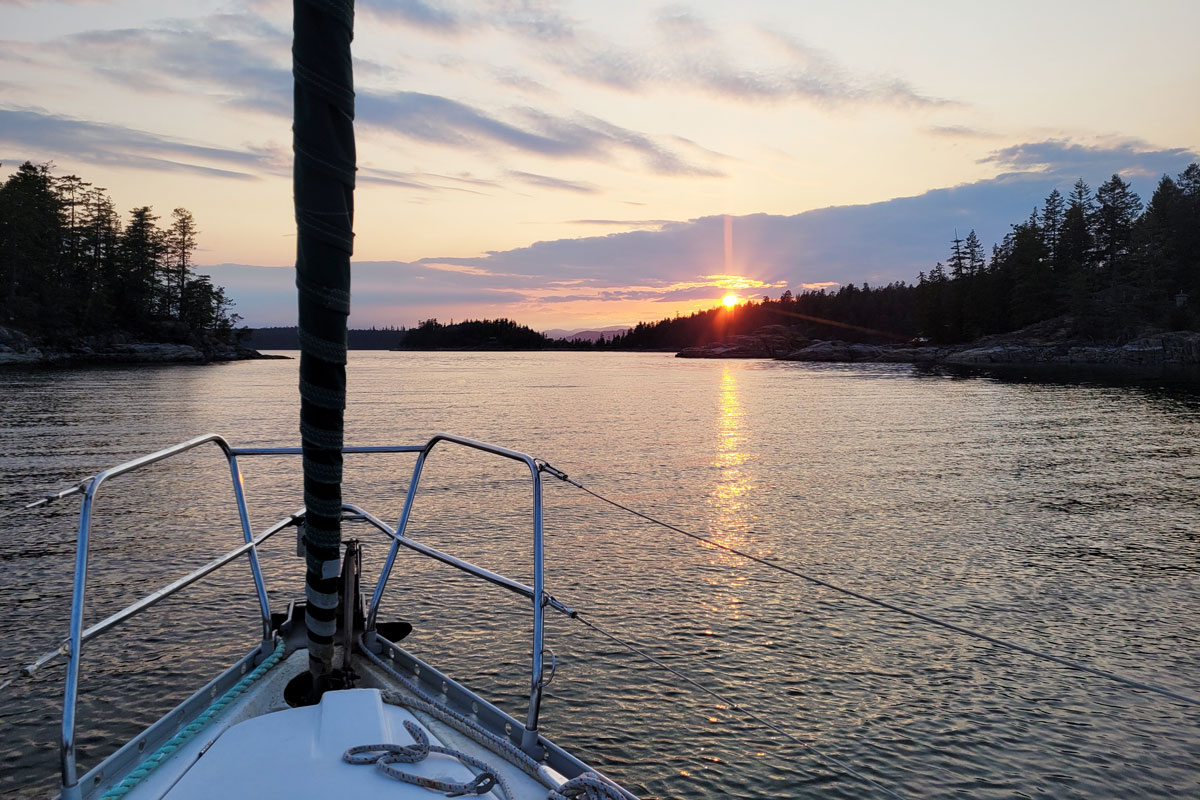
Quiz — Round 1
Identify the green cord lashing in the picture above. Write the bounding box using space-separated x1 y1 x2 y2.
101 639 286 799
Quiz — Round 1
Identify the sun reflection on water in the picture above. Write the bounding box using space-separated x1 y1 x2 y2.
704 366 758 592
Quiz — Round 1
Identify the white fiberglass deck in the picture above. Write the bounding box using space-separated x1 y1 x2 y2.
165 688 522 799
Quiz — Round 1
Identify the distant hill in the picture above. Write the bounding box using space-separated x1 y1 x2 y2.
247 326 402 350
248 324 631 349
396 318 547 350
544 326 630 342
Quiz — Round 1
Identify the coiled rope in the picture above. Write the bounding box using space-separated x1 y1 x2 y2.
344 719 505 798
544 468 1200 709
101 638 286 799
358 637 634 800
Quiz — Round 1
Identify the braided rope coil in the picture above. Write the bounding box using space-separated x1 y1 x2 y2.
344 719 511 798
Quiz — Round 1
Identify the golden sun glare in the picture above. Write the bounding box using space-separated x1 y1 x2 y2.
722 294 739 307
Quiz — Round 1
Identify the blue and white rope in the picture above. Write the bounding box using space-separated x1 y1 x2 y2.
101 639 286 799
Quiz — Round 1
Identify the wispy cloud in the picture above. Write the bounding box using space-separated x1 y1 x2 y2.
360 0 577 41
4 11 723 181
747 29 953 107
486 0 576 42
521 15 954 108
357 91 721 175
358 91 570 153
926 124 1000 139
356 2 951 110
508 170 598 194
0 0 111 6
361 0 462 32
980 138 1197 180
418 261 523 278
566 219 671 227
654 5 715 42
0 107 269 178
491 68 555 95
355 166 487 193
16 18 295 115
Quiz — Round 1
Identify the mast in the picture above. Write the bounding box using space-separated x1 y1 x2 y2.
293 0 355 695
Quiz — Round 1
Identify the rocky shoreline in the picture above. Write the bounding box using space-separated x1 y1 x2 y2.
0 327 287 367
676 323 1200 369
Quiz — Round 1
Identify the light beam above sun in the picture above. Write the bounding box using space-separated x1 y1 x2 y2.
722 294 739 307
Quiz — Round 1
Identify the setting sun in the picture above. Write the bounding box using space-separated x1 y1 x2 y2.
722 294 739 307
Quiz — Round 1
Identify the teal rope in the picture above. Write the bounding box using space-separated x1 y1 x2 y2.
101 638 286 799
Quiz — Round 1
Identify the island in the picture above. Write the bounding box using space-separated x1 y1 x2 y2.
0 162 272 366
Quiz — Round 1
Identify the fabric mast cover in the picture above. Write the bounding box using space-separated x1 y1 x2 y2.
293 0 355 690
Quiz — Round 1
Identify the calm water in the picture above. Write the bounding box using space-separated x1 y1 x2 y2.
0 352 1197 799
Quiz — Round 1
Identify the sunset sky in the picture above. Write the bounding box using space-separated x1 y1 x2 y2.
2 0 1197 329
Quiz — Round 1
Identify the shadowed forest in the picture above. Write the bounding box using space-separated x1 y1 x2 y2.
248 319 548 350
0 162 241 346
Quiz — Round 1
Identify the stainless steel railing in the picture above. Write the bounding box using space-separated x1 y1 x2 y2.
233 433 565 752
38 433 563 797
360 433 558 754
50 434 278 800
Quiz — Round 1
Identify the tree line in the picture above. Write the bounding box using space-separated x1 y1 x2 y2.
396 318 549 349
608 282 917 349
915 165 1200 342
0 161 240 345
248 325 405 350
605 164 1200 349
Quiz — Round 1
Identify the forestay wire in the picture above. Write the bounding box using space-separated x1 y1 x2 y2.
541 466 1200 709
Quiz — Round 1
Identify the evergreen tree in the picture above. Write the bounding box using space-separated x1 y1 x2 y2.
1061 179 1095 275
958 230 988 337
55 175 89 277
116 206 165 330
1173 164 1200 301
1136 175 1182 321
916 262 948 339
948 230 967 279
165 208 199 318
180 274 238 337
0 162 63 332
79 186 121 330
1039 188 1065 267
1008 211 1054 327
1094 174 1142 281
964 230 985 275
1060 179 1097 327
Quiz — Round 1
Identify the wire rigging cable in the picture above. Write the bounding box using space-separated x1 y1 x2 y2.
0 480 91 520
572 613 906 800
541 467 1200 709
